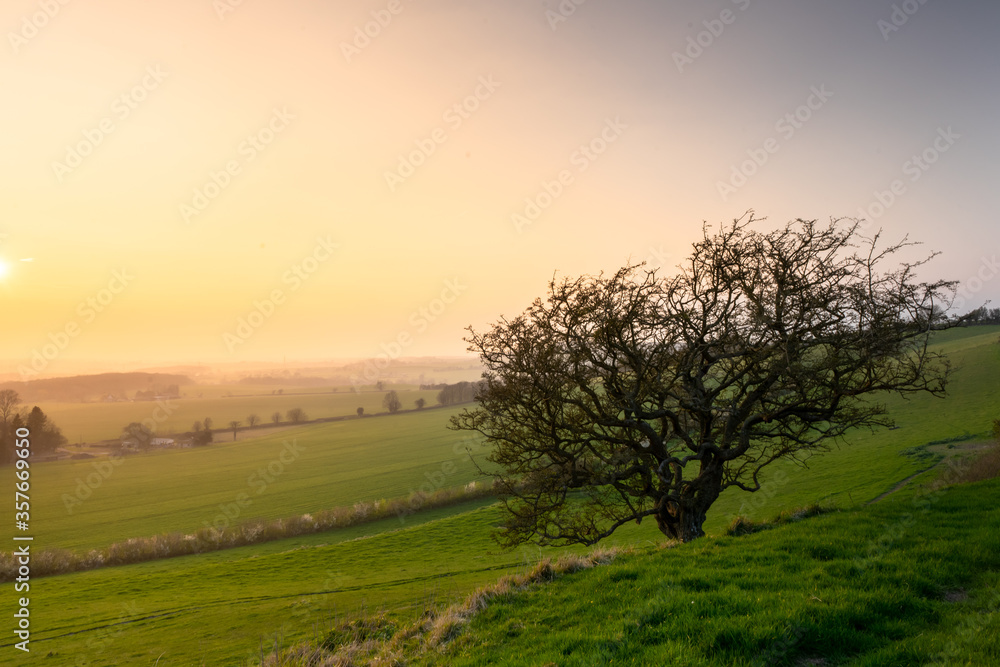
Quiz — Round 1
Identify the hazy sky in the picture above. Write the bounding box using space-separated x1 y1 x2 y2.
2 0 998 375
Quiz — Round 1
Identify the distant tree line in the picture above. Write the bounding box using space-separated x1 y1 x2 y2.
436 381 485 406
961 307 1000 326
0 372 190 403
134 384 180 401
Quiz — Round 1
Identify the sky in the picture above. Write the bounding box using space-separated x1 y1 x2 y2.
1 0 998 377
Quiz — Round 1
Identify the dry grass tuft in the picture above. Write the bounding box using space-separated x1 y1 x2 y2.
264 545 633 666
0 481 500 583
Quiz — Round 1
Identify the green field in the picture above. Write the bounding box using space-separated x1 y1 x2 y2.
5 408 491 552
3 327 998 665
37 387 446 444
434 478 1000 666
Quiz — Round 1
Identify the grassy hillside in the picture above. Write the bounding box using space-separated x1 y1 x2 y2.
430 477 1000 666
0 501 565 666
2 328 996 665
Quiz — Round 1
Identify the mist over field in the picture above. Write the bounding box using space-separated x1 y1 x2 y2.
3 1 1000 664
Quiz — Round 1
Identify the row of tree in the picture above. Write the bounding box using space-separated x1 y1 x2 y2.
437 382 484 406
962 307 1000 326
378 385 479 414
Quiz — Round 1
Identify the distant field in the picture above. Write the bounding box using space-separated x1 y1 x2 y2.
4 407 491 552
2 327 997 665
37 388 445 443
2 501 537 666
8 327 999 554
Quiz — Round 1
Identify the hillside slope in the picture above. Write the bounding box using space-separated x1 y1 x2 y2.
431 477 1000 666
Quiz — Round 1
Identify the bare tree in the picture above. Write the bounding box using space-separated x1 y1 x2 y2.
383 391 402 413
0 389 21 425
203 417 213 431
415 397 426 410
286 408 307 423
192 421 202 433
247 414 260 428
357 407 364 418
272 411 282 425
0 389 22 464
453 216 960 545
229 420 241 441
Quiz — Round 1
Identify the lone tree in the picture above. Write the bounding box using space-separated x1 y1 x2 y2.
25 406 67 455
0 389 22 464
121 422 154 451
0 389 21 426
272 411 282 425
415 397 427 410
356 407 364 418
383 390 402 413
452 216 959 545
247 413 260 428
229 420 241 441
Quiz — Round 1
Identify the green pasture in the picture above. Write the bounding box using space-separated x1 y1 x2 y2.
2 501 573 666
1 327 996 665
437 478 1000 666
3 407 492 552
37 388 445 444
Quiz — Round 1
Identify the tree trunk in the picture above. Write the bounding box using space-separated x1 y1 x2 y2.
655 464 724 542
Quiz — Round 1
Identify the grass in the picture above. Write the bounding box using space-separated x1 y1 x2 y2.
0 407 493 552
0 501 588 666
2 481 499 580
2 326 998 665
38 387 446 443
421 477 1000 666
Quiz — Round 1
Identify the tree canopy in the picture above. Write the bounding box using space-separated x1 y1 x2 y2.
452 216 959 545
383 390 402 413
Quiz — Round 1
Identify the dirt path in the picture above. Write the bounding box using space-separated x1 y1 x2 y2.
867 463 942 505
